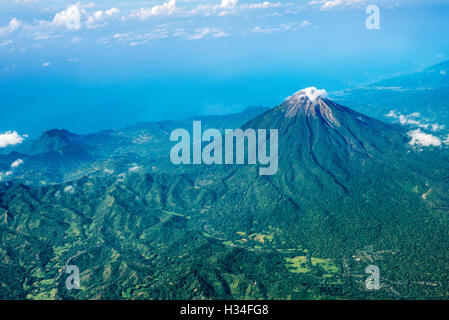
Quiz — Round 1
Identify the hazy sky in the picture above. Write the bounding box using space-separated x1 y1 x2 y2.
1 0 449 135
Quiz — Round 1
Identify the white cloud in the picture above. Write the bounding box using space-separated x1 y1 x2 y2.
86 7 120 28
10 159 24 168
309 0 364 10
430 123 445 132
0 158 25 181
17 3 120 36
64 185 75 194
220 0 238 9
0 131 27 148
399 113 423 127
321 0 342 10
42 62 51 67
0 18 23 36
386 111 445 132
128 164 141 172
241 1 281 9
130 0 177 20
300 20 311 27
86 10 105 28
251 22 302 34
51 3 82 30
105 8 120 17
83 2 95 9
94 11 104 20
189 0 240 16
386 110 398 118
213 30 230 38
251 26 272 33
175 27 229 40
106 28 169 46
0 171 12 181
293 87 328 105
408 129 442 147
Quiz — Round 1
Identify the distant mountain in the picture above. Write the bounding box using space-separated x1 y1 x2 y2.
336 60 449 135
26 129 83 155
0 106 269 185
374 60 449 89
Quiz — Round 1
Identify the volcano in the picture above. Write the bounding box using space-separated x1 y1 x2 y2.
193 88 449 262
241 88 409 193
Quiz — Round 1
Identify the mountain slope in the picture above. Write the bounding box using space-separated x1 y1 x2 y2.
2 91 449 299
186 88 449 298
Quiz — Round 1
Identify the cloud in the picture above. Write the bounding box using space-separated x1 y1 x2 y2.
130 0 177 20
300 20 311 27
189 0 240 16
15 3 120 38
105 8 120 17
220 0 238 9
309 0 364 10
86 8 120 28
10 159 24 168
51 3 82 30
386 110 445 132
321 0 342 10
175 28 229 40
213 30 230 38
49 3 118 30
0 18 23 36
385 110 398 118
128 164 141 172
297 87 328 105
251 26 272 33
64 185 75 194
251 22 303 34
399 113 423 127
103 27 169 46
0 171 12 181
0 131 27 148
0 159 25 181
430 123 445 132
408 129 442 147
42 62 51 67
240 2 281 9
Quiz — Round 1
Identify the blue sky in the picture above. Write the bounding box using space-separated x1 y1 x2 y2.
1 0 449 136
